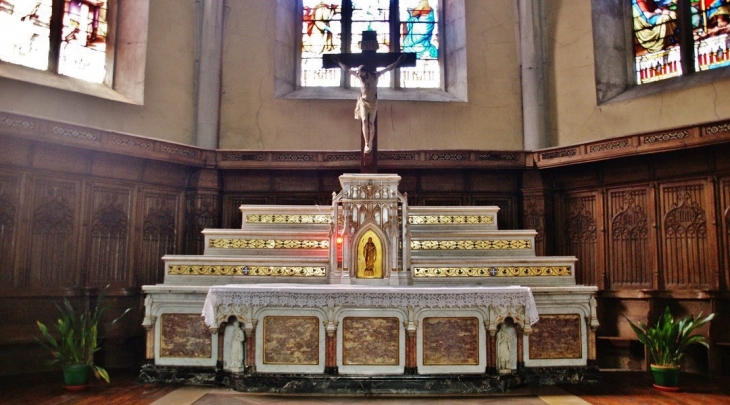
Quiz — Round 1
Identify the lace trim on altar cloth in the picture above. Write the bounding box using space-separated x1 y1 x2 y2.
202 285 539 327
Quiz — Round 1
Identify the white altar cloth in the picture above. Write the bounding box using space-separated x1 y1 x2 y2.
202 284 539 327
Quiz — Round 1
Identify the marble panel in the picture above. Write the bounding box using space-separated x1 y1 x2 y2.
528 314 582 360
342 317 400 366
159 314 212 358
263 316 320 365
422 317 479 365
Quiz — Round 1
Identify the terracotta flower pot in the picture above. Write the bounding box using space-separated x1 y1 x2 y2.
650 364 681 391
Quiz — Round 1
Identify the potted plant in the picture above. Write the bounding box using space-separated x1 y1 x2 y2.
36 287 131 390
626 306 714 391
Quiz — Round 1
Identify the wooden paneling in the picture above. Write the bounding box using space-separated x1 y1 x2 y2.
138 189 182 286
27 177 83 288
473 195 518 230
0 171 21 287
721 177 730 291
606 187 655 290
559 191 604 287
86 183 133 287
184 193 220 255
658 181 717 290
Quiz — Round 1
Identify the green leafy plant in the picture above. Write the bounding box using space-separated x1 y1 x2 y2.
36 287 132 383
626 306 714 367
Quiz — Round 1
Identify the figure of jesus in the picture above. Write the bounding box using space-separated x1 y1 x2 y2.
333 54 407 154
363 236 377 276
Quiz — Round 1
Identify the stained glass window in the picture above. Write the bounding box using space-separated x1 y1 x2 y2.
632 0 682 84
399 0 439 88
0 0 108 83
302 1 342 87
301 0 440 89
632 0 730 84
693 0 730 71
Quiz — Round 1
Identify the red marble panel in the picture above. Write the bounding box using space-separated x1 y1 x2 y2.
422 317 479 365
342 317 399 365
263 316 319 365
159 314 212 358
529 314 582 359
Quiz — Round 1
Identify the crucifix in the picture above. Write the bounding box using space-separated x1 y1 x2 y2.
323 30 416 173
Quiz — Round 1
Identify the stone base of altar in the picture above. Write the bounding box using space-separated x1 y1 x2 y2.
138 365 600 395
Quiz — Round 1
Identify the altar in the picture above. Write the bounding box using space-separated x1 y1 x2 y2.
140 173 599 393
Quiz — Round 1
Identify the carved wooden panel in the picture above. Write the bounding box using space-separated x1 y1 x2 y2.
139 190 181 286
28 178 81 287
419 195 466 207
222 195 271 229
473 196 518 230
560 192 604 287
184 192 220 255
0 172 21 287
263 316 319 365
722 178 730 290
606 187 654 289
522 194 546 255
86 184 132 286
274 195 324 206
659 182 717 289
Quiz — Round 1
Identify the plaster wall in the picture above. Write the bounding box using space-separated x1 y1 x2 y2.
547 0 730 147
218 0 524 151
0 0 197 145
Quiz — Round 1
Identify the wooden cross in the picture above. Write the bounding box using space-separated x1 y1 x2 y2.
322 31 416 173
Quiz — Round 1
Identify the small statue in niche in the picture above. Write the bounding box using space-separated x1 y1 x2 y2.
229 320 245 372
496 324 511 374
363 236 376 276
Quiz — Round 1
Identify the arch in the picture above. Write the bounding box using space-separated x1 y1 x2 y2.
351 223 390 279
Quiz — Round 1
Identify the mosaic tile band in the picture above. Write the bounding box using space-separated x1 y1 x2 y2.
413 266 572 277
411 240 531 250
208 239 329 249
245 214 331 224
408 215 495 225
168 265 327 277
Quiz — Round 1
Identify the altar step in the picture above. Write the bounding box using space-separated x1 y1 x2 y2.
138 365 601 396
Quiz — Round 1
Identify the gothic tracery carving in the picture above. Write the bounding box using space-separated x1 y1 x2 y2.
567 199 597 243
32 187 74 235
611 194 648 241
664 190 706 238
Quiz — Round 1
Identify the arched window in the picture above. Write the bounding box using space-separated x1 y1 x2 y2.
300 0 441 89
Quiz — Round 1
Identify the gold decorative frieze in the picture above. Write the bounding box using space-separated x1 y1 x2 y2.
168 265 326 277
413 266 571 277
245 214 331 224
411 240 531 250
408 215 494 225
208 238 329 249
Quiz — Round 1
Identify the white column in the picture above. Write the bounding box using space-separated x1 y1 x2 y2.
517 0 548 150
195 0 225 150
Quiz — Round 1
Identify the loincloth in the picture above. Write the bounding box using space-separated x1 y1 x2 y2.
354 97 377 120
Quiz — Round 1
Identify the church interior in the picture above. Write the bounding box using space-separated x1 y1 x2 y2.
2 0 730 402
